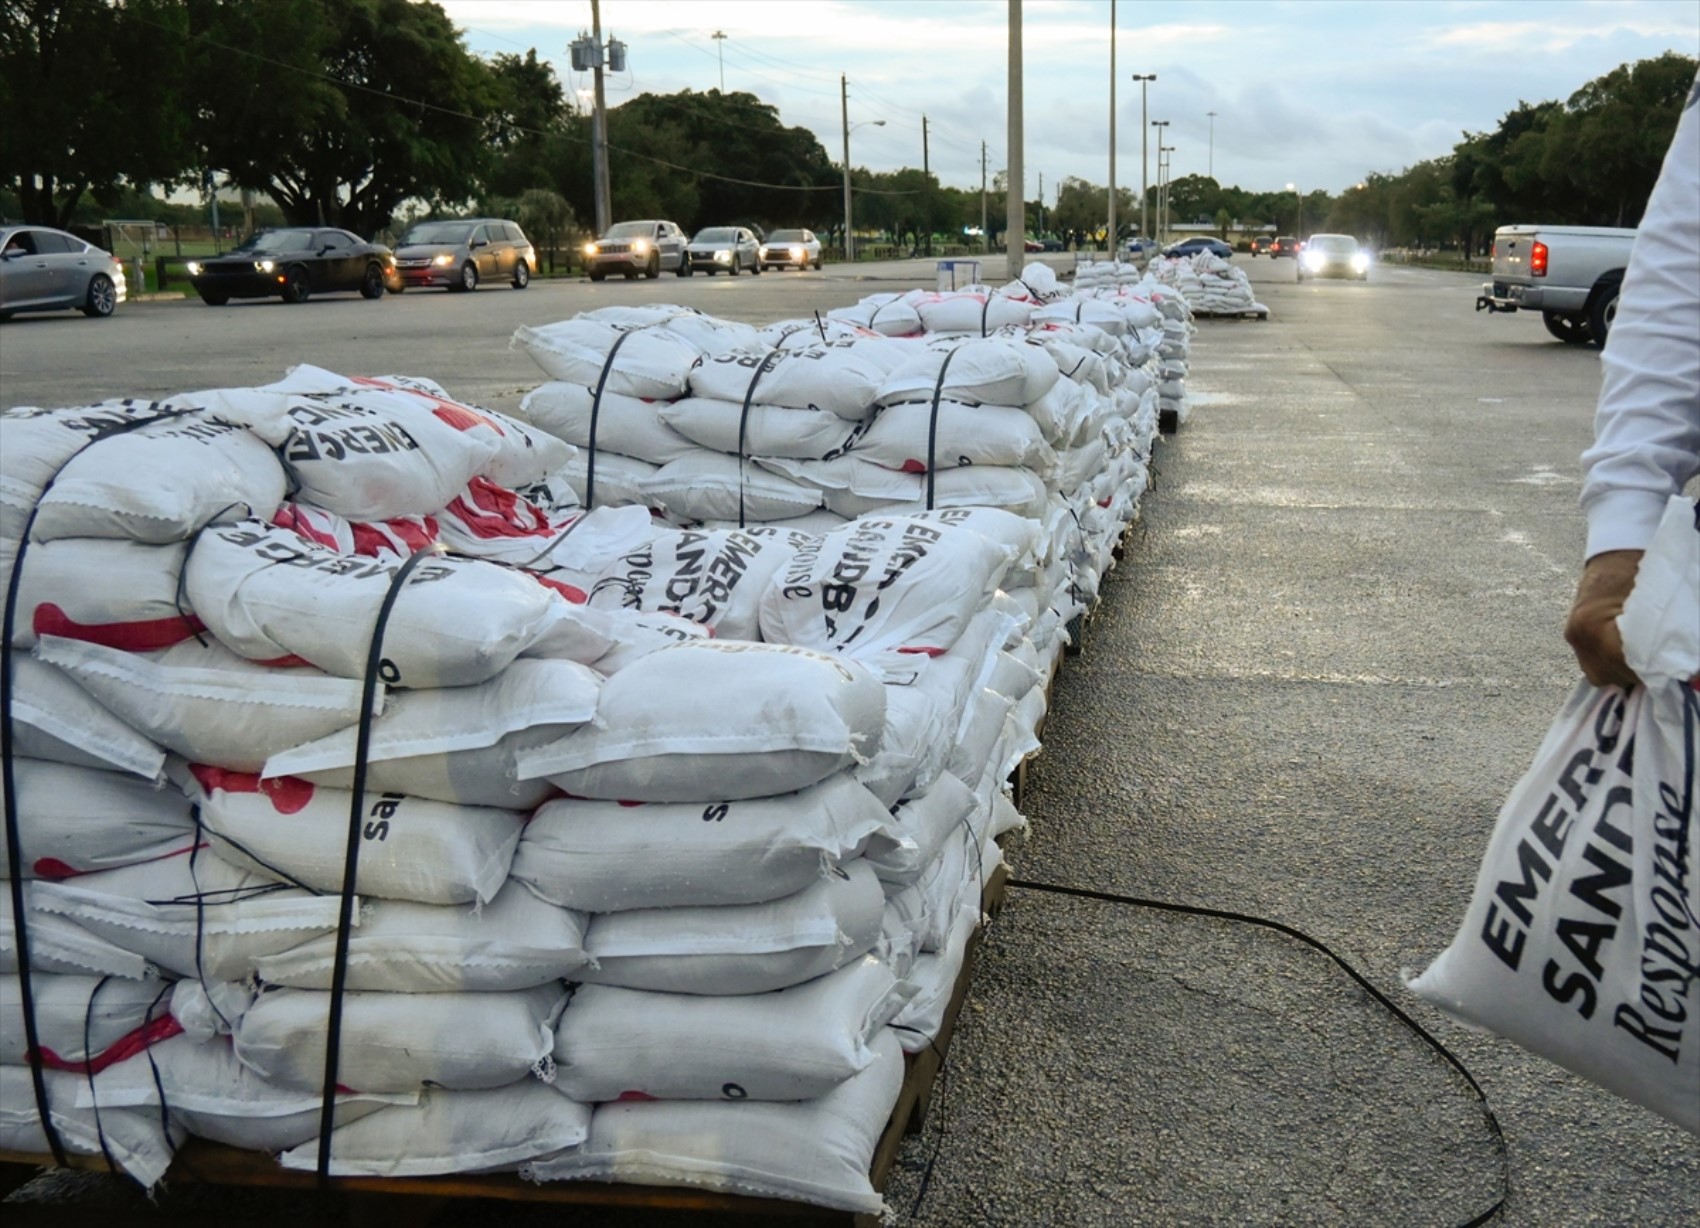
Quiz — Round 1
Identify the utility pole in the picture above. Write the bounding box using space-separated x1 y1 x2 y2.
841 75 853 263
981 140 989 255
1150 119 1169 242
1038 171 1044 237
1106 0 1116 257
712 30 726 91
922 115 931 256
1133 75 1155 241
1207 110 1217 179
1006 0 1024 276
590 0 611 235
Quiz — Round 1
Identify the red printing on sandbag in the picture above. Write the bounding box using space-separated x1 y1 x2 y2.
33 1014 185 1076
190 764 316 814
33 603 204 652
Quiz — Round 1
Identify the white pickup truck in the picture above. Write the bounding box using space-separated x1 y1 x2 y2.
1474 224 1636 347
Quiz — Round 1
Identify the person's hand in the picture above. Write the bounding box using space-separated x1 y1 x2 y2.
1564 550 1644 688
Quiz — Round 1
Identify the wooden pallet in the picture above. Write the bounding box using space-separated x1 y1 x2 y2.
1 867 1012 1228
1192 306 1268 320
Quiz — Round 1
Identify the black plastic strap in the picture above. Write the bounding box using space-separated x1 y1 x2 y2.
80 976 119 1175
314 544 439 1181
923 346 964 511
1 404 191 1167
583 328 641 511
812 310 829 343
980 295 992 338
736 351 782 529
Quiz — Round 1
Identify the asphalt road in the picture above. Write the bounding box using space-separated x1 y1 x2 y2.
3 254 1696 1226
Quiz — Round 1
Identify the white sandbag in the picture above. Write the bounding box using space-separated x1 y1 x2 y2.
515 641 885 803
579 860 886 995
1617 495 1700 686
912 290 1035 335
83 1033 409 1152
638 450 823 523
854 679 952 807
585 525 815 641
0 906 154 980
516 382 699 465
6 536 197 652
577 609 712 676
688 347 886 421
280 1079 592 1176
555 449 659 510
525 1027 904 1214
2 400 192 539
28 849 344 981
555 955 913 1102
877 337 1059 408
892 902 979 1052
760 316 885 347
854 399 1054 472
27 410 286 545
987 644 1045 701
184 519 556 688
863 772 978 886
518 503 662 604
7 651 165 780
0 974 175 1069
35 635 368 774
946 687 1018 786
0 1065 183 1188
1409 679 1700 1134
825 295 924 338
0 759 195 880
270 500 438 559
778 457 1050 521
233 983 567 1094
513 773 889 913
188 765 522 907
656 396 861 460
758 516 1013 670
254 881 589 993
511 319 705 399
262 657 600 809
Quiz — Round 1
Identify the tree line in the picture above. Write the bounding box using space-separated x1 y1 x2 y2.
3 2 1692 255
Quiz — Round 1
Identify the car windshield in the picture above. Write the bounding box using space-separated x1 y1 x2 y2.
604 222 655 239
767 230 805 242
399 222 474 245
694 228 737 242
1310 235 1358 253
236 230 316 253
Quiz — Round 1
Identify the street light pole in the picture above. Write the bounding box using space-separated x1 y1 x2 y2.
1133 74 1155 242
1207 110 1217 179
840 80 884 265
712 30 726 92
1159 145 1175 241
1150 119 1169 240
1006 0 1024 277
1107 0 1116 257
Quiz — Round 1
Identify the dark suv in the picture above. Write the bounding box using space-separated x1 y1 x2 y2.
391 218 536 292
1249 236 1273 256
1270 236 1303 259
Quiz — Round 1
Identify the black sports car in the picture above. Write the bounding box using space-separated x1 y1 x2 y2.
186 228 400 305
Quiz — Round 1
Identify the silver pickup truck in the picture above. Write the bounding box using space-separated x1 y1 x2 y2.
1474 224 1635 347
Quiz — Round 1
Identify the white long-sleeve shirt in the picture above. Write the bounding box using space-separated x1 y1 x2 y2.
1579 73 1700 559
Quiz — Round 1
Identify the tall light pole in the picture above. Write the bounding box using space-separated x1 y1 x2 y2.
1150 119 1169 240
1107 0 1116 256
841 79 884 264
1207 110 1217 179
711 30 726 92
1132 74 1155 242
1159 145 1175 241
1006 0 1024 276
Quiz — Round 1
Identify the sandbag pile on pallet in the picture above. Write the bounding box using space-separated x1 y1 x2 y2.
0 369 1056 1213
1146 251 1266 318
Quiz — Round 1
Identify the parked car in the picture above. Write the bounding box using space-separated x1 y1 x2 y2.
1249 236 1274 256
686 226 761 275
186 228 397 305
1163 237 1234 259
391 218 535 292
1123 236 1159 258
1270 236 1303 259
0 225 127 319
758 228 823 271
1297 233 1370 281
583 220 689 280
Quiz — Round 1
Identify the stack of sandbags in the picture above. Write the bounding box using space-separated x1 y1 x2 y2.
1147 251 1264 316
1070 258 1144 291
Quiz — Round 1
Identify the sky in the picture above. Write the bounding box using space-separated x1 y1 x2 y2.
438 0 1700 201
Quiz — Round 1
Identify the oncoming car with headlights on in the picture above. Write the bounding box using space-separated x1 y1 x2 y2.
1296 233 1371 281
186 228 398 305
582 220 688 280
759 228 823 271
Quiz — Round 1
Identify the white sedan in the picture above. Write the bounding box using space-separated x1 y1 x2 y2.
759 228 823 271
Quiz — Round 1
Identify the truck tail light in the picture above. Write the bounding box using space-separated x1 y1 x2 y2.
1530 240 1548 277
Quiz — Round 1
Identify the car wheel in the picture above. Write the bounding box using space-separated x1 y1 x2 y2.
644 254 660 279
1588 281 1620 350
512 261 530 289
588 270 606 282
728 260 739 276
1541 310 1592 346
360 263 386 299
676 261 692 277
280 266 310 303
751 257 761 276
198 290 230 307
80 273 118 318
455 262 478 292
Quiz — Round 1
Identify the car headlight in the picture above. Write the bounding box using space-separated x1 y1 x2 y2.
186 260 201 275
632 239 649 254
583 242 599 256
255 260 274 273
714 250 731 263
433 254 454 266
789 246 803 259
1350 253 1369 271
1302 251 1324 270
758 246 769 258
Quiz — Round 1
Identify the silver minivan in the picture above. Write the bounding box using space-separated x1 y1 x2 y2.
392 218 536 292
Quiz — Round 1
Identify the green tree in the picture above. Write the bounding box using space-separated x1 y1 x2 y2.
1 0 195 225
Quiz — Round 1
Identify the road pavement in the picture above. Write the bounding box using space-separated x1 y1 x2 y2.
3 254 1695 1226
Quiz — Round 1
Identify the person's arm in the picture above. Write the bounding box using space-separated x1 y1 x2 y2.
1568 76 1700 685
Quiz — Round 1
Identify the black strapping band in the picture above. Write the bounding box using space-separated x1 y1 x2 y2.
314 544 439 1182
736 351 782 529
924 346 965 511
583 328 642 512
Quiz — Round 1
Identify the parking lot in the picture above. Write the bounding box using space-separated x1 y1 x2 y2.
4 255 1697 1226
